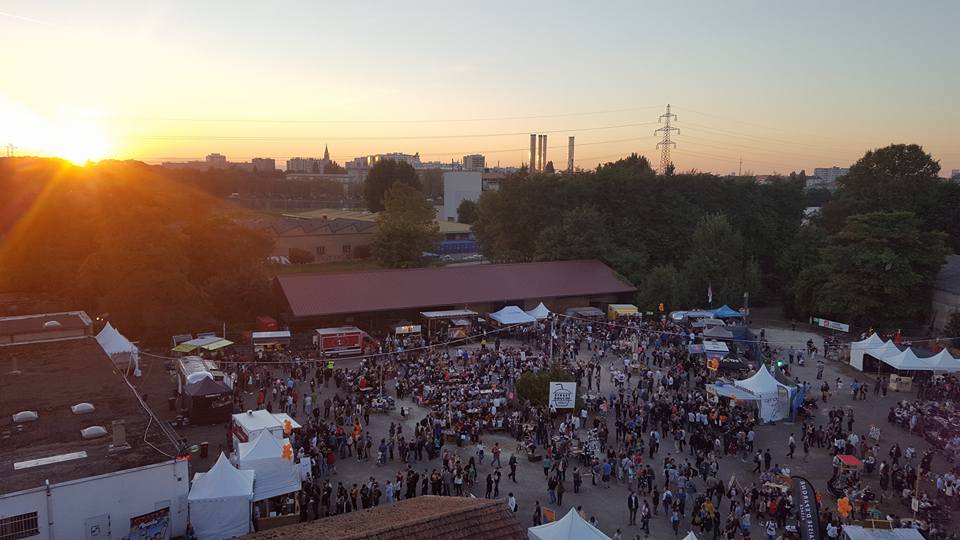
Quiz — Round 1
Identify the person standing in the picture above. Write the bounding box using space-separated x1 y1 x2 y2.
509 454 518 482
507 493 518 513
628 490 640 525
573 467 582 493
533 501 542 526
787 435 796 459
557 477 566 506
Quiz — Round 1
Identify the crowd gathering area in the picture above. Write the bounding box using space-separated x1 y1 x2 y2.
171 311 960 540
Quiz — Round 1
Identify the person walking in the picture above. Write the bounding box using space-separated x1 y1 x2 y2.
787 435 796 459
628 490 640 525
533 501 542 526
557 477 566 506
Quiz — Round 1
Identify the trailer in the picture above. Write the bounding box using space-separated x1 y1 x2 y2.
312 326 377 356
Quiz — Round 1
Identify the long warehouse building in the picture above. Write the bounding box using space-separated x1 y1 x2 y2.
273 259 636 331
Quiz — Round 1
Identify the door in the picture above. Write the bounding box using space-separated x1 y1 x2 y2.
84 514 110 540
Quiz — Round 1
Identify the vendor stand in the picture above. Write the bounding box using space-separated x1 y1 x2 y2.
564 306 605 320
251 331 291 354
607 304 639 321
420 309 478 341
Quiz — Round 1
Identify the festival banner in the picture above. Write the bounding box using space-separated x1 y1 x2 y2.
129 507 170 540
792 476 822 540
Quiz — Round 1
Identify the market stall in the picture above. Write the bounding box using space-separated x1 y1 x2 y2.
564 306 605 319
231 410 302 449
711 304 744 319
489 306 536 325
172 335 234 355
236 432 301 502
250 331 290 354
607 304 638 320
188 453 255 540
421 309 478 340
734 364 794 423
527 507 611 540
182 376 233 426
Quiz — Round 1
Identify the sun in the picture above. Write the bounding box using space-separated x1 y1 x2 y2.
49 119 110 165
0 97 111 165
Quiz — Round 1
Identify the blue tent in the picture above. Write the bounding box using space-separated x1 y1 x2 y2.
712 305 743 318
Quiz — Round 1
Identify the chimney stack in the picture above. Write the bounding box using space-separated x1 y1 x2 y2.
529 134 536 173
568 136 575 173
542 134 548 172
536 135 543 172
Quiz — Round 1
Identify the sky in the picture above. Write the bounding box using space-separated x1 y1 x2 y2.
1 0 958 174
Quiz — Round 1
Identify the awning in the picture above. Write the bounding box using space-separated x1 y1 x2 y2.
421 309 478 319
173 336 235 353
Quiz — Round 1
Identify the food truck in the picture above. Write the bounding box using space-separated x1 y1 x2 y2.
313 326 377 356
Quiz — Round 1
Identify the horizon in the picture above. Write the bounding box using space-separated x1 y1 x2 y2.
1 1 958 174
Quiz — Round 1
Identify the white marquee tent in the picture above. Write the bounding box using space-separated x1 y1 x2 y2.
237 432 301 501
849 333 960 372
96 322 140 375
490 306 537 325
735 364 793 423
528 508 611 540
188 453 255 540
525 303 551 320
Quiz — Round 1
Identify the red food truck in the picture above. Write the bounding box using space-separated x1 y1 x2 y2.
313 326 377 356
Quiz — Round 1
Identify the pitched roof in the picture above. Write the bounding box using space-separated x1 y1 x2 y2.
0 338 178 493
935 254 960 294
243 496 525 540
275 259 636 318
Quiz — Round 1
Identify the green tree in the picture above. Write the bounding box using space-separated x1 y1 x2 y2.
363 159 421 212
636 264 687 312
683 213 760 306
288 247 315 264
780 225 829 317
797 211 947 327
515 367 581 408
944 312 960 347
457 199 479 224
323 161 346 174
372 183 441 268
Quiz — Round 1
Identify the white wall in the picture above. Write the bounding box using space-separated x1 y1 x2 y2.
0 459 189 540
442 171 482 222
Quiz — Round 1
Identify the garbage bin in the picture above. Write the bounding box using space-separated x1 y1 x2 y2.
200 441 209 459
168 397 176 411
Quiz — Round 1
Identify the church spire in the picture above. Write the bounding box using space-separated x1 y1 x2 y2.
323 144 330 161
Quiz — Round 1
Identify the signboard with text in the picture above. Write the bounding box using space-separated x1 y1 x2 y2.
548 382 576 409
811 317 850 333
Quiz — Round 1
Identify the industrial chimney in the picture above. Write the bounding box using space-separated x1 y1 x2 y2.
529 134 536 173
568 136 575 173
542 134 548 172
536 135 543 172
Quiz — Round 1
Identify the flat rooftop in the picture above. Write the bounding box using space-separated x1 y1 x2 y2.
0 338 178 493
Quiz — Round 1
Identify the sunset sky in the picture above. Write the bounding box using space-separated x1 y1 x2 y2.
1 0 958 174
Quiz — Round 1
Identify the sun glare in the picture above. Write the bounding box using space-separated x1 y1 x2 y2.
0 97 111 164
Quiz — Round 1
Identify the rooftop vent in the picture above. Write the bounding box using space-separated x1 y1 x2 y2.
13 411 38 423
109 419 130 452
42 320 63 329
71 403 95 415
80 426 108 440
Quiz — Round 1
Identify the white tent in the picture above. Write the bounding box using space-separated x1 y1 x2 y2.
682 533 699 540
96 322 140 375
925 349 960 372
527 508 611 540
525 303 551 320
188 453 255 540
237 432 301 501
490 306 536 325
735 364 792 423
841 525 924 540
884 348 932 371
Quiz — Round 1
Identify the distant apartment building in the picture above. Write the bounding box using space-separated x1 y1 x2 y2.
952 169 960 180
286 157 329 173
206 153 227 168
463 154 486 171
810 166 849 190
251 157 276 172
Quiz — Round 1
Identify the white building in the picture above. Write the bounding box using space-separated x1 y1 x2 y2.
462 154 485 172
286 157 328 173
251 157 275 172
812 167 849 188
442 171 482 222
0 315 189 540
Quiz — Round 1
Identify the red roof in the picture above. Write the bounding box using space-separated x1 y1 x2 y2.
275 260 635 318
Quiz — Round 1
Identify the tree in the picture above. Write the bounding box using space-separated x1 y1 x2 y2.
683 213 760 307
781 225 829 317
363 159 421 212
796 211 947 327
636 264 687 312
544 161 555 174
457 199 479 224
515 367 581 408
323 161 346 174
372 183 441 268
288 247 315 264
944 312 960 347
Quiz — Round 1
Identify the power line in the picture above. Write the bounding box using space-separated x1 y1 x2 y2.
655 104 679 174
126 121 659 143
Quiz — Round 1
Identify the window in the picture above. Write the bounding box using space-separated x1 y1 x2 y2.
315 246 326 256
0 512 39 540
342 244 352 255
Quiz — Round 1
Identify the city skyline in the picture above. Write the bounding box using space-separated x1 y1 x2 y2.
1 1 958 173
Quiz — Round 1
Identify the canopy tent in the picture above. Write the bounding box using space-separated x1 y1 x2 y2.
489 306 536 325
692 318 726 329
184 377 232 397
525 302 551 320
703 326 734 340
708 383 760 401
712 305 744 319
96 322 140 375
188 453 254 540
607 304 638 319
840 526 924 540
527 508 611 540
735 364 793 423
236 432 301 501
564 306 605 318
184 377 233 426
173 335 234 353
232 410 302 447
682 534 699 540
850 332 960 372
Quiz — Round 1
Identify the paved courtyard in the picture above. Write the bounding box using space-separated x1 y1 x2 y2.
155 325 956 538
